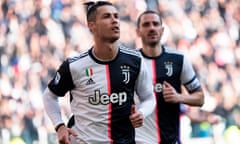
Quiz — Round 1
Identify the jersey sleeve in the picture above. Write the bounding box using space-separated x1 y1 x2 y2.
180 55 201 93
48 59 75 96
135 57 156 118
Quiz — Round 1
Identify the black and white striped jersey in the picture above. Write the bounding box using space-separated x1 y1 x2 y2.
47 45 154 144
135 46 201 144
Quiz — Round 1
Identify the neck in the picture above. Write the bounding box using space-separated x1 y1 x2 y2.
92 40 119 61
142 43 162 57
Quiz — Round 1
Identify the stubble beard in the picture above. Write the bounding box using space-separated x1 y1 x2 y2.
108 36 119 43
147 40 159 48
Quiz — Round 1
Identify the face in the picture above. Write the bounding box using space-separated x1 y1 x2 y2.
89 5 120 42
137 13 164 46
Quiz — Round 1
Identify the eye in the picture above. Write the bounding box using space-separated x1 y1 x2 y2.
153 22 160 26
114 13 119 19
103 13 111 18
142 22 150 27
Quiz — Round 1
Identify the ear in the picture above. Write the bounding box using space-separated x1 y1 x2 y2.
161 27 164 33
88 22 95 33
160 27 164 37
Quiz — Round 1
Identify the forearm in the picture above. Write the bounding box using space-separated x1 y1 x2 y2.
179 89 204 107
138 94 156 118
43 88 64 128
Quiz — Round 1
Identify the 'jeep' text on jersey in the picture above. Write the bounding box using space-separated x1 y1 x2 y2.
89 90 127 105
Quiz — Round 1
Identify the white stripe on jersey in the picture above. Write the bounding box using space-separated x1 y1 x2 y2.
119 45 141 57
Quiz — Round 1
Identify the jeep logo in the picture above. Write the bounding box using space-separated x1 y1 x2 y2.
154 83 165 93
89 90 127 105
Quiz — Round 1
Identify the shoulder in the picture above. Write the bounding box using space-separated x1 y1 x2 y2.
67 50 89 63
119 44 141 58
163 46 184 57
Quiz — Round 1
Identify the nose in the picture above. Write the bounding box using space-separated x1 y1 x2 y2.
149 23 155 29
111 15 119 24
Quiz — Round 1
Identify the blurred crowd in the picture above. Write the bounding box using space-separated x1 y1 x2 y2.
0 0 239 144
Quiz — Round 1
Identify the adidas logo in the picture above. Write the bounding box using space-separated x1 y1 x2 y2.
86 78 95 85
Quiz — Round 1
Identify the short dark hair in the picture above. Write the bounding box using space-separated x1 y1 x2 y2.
84 1 114 22
137 10 162 28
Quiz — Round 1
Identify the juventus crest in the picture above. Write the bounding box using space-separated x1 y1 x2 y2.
164 61 173 77
121 65 130 84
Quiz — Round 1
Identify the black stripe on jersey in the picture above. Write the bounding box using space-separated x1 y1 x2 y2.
48 50 89 96
151 46 183 144
48 60 75 96
107 49 141 144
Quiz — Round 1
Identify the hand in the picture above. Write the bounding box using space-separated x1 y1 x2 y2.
57 125 78 144
162 81 180 103
129 105 143 128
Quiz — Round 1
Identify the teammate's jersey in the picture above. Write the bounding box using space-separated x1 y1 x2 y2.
47 45 153 144
135 46 201 144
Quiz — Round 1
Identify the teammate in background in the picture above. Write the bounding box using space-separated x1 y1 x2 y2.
134 10 204 144
43 2 155 144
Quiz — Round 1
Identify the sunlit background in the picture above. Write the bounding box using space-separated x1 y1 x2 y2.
0 0 240 144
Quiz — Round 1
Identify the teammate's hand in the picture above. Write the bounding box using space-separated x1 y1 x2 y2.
57 125 78 144
163 81 180 103
129 105 143 128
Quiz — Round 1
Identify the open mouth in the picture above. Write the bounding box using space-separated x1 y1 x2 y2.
112 26 120 32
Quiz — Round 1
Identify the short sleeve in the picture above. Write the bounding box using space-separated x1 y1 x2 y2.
48 60 75 96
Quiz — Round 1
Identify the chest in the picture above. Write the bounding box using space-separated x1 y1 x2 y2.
71 58 140 93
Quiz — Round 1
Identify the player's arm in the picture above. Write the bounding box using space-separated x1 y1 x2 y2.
43 60 74 127
130 58 155 127
43 88 77 144
43 88 65 130
131 57 156 120
162 54 204 106
43 60 77 143
178 54 204 106
178 87 204 106
163 82 204 106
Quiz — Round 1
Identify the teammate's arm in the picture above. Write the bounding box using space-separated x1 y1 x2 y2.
177 87 204 106
163 81 204 106
170 54 204 106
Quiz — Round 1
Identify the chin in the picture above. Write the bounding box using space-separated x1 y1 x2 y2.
149 41 159 46
109 36 119 43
